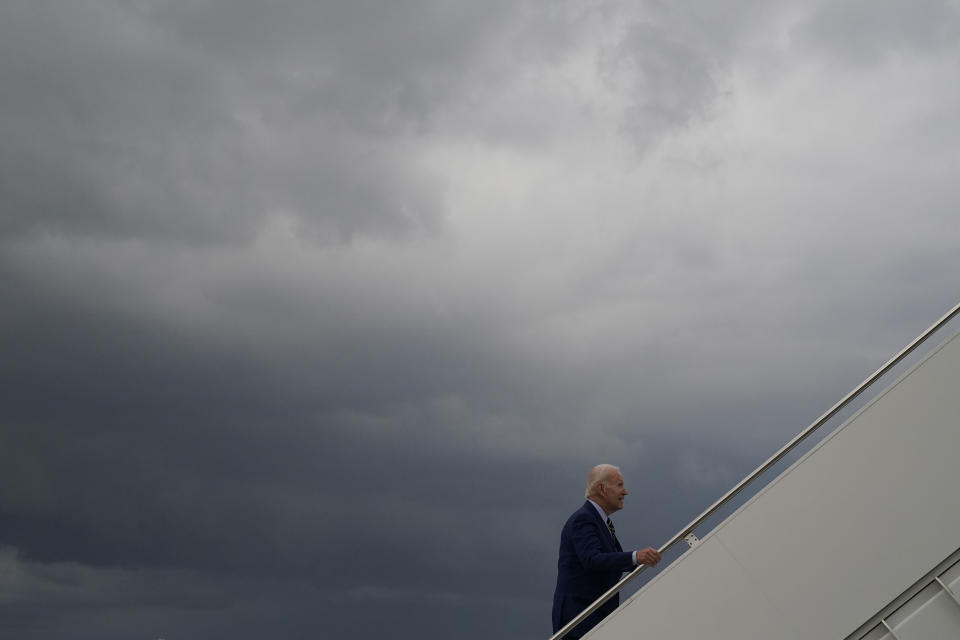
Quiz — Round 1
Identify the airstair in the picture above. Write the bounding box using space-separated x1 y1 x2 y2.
553 302 960 640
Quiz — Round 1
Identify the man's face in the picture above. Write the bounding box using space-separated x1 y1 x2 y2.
598 471 628 514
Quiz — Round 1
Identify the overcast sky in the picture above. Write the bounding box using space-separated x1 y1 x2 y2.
1 1 959 639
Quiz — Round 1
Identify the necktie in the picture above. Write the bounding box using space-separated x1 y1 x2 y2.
607 517 617 539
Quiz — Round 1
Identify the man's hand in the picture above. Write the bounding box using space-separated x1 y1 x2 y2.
635 547 662 566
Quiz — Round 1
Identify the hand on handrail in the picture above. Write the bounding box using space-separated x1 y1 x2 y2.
635 547 662 567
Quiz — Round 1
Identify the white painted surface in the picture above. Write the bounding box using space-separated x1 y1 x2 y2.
847 553 960 640
890 584 960 640
590 330 960 640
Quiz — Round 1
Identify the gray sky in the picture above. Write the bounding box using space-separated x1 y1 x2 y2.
1 1 958 639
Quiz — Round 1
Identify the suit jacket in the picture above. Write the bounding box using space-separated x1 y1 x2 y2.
552 501 635 639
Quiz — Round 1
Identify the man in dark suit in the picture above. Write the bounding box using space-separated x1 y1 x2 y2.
551 464 661 639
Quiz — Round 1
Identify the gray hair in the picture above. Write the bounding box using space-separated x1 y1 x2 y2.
585 464 620 499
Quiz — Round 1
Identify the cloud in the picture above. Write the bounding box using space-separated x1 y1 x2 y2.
794 0 960 64
0 1 500 245
2 1 960 639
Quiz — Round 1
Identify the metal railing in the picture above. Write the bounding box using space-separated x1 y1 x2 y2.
550 300 960 640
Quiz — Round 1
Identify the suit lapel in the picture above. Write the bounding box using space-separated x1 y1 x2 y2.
584 501 619 550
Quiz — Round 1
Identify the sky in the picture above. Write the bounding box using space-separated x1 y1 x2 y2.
1 1 959 639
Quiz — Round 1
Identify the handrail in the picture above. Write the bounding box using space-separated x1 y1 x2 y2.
550 300 960 640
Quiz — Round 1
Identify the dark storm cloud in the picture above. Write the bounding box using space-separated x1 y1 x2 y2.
0 4 563 636
3 1 960 639
0 232 592 639
0 0 510 245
